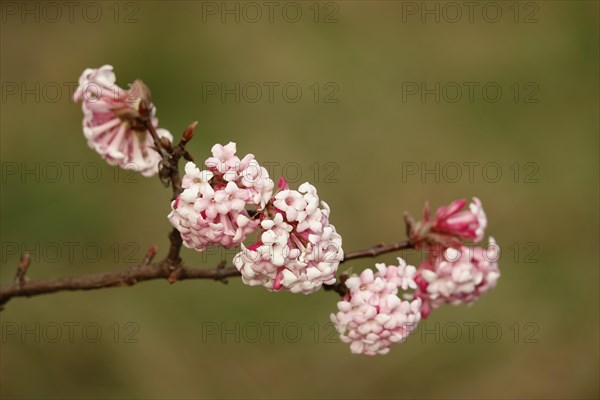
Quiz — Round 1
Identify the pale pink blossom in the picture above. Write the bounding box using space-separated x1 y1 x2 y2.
205 142 250 180
330 260 422 356
239 159 274 209
234 180 343 294
168 144 274 251
415 238 500 318
375 258 418 291
273 189 308 222
73 65 172 177
203 142 273 207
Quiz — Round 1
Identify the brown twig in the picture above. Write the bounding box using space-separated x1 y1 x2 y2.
139 105 197 267
342 240 414 260
0 240 414 308
0 261 241 306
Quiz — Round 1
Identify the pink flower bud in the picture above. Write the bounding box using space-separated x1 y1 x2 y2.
432 197 487 242
412 198 487 246
182 121 198 142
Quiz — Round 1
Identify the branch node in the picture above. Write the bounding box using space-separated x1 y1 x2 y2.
167 266 185 284
143 246 157 264
214 261 229 284
15 252 31 286
167 271 178 284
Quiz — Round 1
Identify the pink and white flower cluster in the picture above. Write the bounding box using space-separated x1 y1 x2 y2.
331 198 499 355
168 145 343 295
414 239 500 318
233 179 343 294
72 66 501 357
73 65 172 177
168 142 274 251
330 259 422 356
409 198 500 318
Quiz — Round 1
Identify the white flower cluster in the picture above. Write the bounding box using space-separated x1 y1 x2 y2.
168 143 274 251
234 182 343 294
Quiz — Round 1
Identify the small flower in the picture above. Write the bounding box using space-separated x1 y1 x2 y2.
204 142 241 178
273 189 308 222
234 180 343 294
375 258 418 291
330 260 422 356
168 143 274 251
239 158 274 209
415 238 500 318
73 65 172 177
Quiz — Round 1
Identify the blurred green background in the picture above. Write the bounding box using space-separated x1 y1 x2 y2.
1 1 598 399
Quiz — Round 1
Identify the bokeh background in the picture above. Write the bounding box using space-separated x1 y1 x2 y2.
1 1 598 399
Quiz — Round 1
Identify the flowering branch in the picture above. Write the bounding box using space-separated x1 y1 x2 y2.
1 65 501 356
0 239 414 309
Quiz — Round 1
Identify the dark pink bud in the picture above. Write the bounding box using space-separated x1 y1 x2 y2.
277 177 289 191
183 121 198 142
273 267 285 291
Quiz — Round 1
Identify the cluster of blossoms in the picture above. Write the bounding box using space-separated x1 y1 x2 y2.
414 241 500 318
167 145 343 294
331 259 422 355
409 198 500 318
73 66 500 357
331 197 499 355
168 142 274 251
73 65 172 177
234 178 343 294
